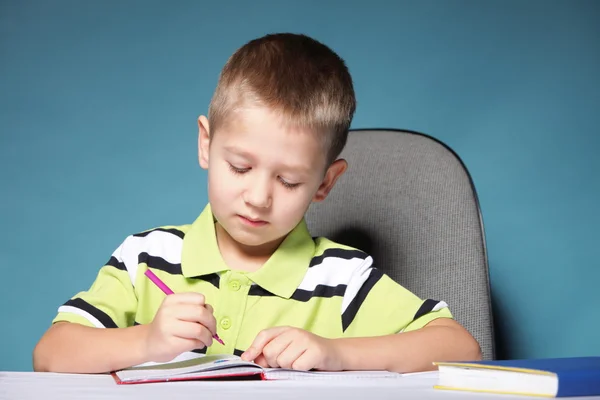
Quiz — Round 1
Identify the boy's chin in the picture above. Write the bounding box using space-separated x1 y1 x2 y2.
228 229 284 249
232 233 277 248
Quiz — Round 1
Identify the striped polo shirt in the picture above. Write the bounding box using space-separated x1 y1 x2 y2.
53 204 452 356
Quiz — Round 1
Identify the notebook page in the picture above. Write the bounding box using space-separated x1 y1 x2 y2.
264 369 401 380
115 354 259 381
131 351 206 368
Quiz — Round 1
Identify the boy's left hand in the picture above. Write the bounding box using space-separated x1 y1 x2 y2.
241 326 343 371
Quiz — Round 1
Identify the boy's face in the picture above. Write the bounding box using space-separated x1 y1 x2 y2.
197 107 346 254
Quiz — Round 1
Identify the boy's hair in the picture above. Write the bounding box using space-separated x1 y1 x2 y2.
208 33 356 165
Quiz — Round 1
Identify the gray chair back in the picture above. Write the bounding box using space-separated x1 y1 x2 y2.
305 129 495 360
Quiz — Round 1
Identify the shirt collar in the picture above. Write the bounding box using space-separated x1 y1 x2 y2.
181 203 315 299
181 204 229 278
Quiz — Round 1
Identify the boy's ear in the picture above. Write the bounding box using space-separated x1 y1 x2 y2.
198 115 210 170
313 159 347 202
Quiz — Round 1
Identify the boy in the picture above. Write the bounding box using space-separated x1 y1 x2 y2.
33 33 481 374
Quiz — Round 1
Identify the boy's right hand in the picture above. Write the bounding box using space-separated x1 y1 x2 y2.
143 293 217 363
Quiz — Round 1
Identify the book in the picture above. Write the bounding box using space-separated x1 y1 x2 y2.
434 357 600 397
112 352 401 384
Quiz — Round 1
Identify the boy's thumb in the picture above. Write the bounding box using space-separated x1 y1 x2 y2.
241 347 256 361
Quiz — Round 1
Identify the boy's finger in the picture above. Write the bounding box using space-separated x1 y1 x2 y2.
172 305 217 336
180 338 209 353
167 292 206 306
175 304 215 323
274 341 306 370
171 320 214 346
241 326 290 361
290 350 316 371
253 354 269 368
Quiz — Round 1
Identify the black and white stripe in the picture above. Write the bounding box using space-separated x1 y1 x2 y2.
308 249 367 268
190 272 221 289
247 249 372 303
133 227 185 240
290 284 347 301
105 256 126 271
139 252 182 275
293 250 371 301
413 299 449 321
342 268 383 331
58 298 118 328
233 349 244 357
248 285 276 297
111 229 185 286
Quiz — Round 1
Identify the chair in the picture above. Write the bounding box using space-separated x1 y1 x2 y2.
305 129 495 360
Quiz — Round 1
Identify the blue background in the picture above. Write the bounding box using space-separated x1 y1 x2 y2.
1 0 599 371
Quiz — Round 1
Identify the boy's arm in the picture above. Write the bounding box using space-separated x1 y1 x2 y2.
33 322 150 373
332 317 482 373
241 318 480 373
33 293 217 373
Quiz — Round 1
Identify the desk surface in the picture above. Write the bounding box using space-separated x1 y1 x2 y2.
2 371 600 400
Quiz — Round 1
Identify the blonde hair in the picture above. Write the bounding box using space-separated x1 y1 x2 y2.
208 33 356 164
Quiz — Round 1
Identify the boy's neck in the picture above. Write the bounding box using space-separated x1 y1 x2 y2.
214 223 283 273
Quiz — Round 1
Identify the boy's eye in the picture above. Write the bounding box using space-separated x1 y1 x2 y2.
228 163 250 174
279 177 300 190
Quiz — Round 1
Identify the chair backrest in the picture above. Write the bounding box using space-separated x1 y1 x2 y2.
305 129 495 360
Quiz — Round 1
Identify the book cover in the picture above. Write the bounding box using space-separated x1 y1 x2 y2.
434 357 600 397
112 352 401 384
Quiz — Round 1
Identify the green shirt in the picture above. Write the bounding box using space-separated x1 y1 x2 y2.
53 204 452 355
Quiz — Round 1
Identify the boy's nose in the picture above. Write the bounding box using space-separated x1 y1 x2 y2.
243 177 272 209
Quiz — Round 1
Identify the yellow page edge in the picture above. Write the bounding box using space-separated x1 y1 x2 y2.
434 385 555 398
433 362 556 376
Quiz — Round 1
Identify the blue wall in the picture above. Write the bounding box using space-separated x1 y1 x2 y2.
1 0 598 371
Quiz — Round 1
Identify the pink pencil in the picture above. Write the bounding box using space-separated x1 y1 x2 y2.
144 269 225 345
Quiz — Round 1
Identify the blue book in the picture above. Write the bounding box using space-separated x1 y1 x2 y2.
434 357 600 397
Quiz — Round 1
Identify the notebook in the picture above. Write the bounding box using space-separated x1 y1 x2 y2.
112 352 401 384
434 357 600 397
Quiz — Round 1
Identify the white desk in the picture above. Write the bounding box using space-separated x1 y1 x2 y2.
2 371 600 400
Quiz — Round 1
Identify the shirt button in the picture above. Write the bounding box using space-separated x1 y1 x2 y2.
220 317 231 330
229 280 241 291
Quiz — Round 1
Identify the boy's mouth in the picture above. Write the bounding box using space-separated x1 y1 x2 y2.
238 215 268 227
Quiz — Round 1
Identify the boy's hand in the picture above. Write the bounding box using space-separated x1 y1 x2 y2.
143 293 217 363
241 326 343 371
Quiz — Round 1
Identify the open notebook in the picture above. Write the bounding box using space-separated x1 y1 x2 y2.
112 352 401 384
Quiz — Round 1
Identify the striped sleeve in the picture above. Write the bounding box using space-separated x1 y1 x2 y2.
340 257 452 337
52 237 139 328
